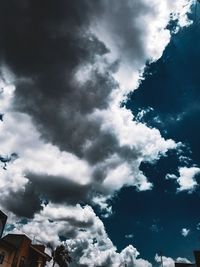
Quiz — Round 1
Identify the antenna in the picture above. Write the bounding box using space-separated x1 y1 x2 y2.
161 254 164 267
158 251 164 267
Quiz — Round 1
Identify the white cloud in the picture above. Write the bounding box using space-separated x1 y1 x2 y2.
155 254 174 267
155 254 191 267
10 203 152 267
176 257 192 264
181 228 190 237
125 234 134 239
0 77 178 218
92 195 113 218
91 0 192 92
166 167 200 192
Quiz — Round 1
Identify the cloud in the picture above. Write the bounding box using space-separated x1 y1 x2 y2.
166 166 200 192
0 101 176 217
197 223 200 230
0 0 190 198
181 228 190 237
155 254 191 267
0 43 178 217
176 257 192 264
150 224 163 233
11 203 152 267
91 0 192 90
125 234 134 239
0 0 193 265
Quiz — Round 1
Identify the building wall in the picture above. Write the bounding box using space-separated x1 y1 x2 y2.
7 235 32 267
16 236 31 267
0 243 15 267
0 235 51 267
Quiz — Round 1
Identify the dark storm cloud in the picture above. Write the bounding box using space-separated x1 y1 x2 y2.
2 182 41 218
2 172 93 218
0 0 169 176
0 0 123 162
0 0 180 224
0 0 156 162
0 0 103 75
27 173 92 205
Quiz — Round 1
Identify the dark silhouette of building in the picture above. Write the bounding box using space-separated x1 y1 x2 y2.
194 251 200 267
0 210 7 238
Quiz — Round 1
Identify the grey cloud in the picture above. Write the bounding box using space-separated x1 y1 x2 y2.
1 173 93 218
97 0 153 67
0 0 152 163
0 0 178 220
27 173 93 205
83 132 118 164
2 182 42 218
0 0 117 159
51 216 94 229
11 43 116 163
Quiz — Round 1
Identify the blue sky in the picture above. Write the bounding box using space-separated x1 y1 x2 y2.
0 1 199 266
106 17 200 264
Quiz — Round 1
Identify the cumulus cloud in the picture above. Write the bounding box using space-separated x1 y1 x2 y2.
166 166 200 192
10 203 152 267
0 0 193 266
0 96 176 217
0 0 188 218
92 0 192 91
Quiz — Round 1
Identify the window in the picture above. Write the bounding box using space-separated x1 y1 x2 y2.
0 252 5 264
19 256 26 267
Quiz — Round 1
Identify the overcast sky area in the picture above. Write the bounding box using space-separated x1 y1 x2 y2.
0 0 200 266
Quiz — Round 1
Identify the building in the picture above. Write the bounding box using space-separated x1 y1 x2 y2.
175 251 200 267
0 234 51 267
0 211 7 238
0 210 51 267
194 251 200 267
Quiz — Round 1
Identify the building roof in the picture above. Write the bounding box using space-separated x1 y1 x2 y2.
2 234 30 249
30 245 52 261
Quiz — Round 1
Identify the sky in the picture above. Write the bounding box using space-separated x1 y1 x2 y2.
0 0 200 266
